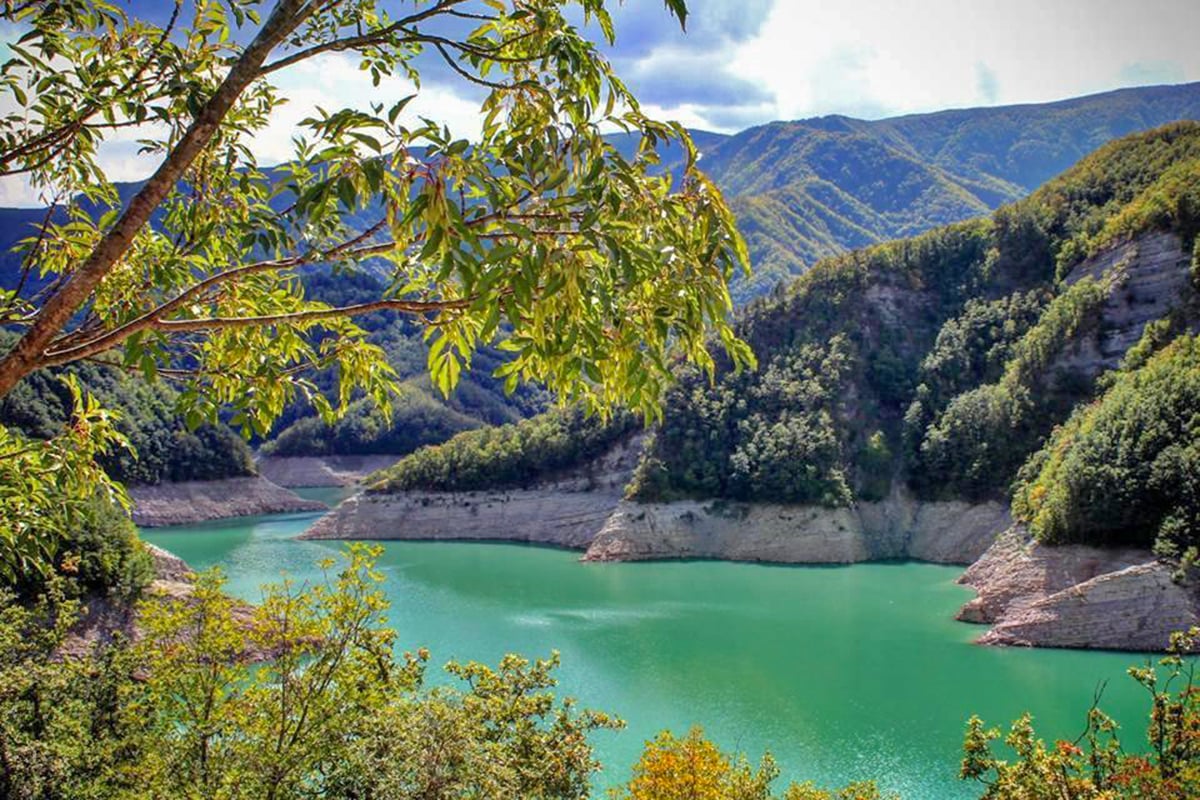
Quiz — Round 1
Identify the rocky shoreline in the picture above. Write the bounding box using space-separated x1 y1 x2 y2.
302 480 1200 651
956 527 1200 651
130 475 326 527
256 454 403 488
584 494 1008 565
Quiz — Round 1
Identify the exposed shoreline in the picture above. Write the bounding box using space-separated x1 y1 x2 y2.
130 475 327 527
300 483 1199 652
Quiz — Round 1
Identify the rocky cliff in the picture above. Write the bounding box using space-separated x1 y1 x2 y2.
306 470 1008 566
584 493 1008 565
257 454 403 488
130 476 326 527
957 527 1200 651
1056 231 1196 375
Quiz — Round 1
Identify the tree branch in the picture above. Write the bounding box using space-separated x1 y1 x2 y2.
258 0 468 75
0 0 316 398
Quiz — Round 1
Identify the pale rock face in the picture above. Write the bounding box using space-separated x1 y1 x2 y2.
957 527 1200 651
256 454 404 488
130 476 326 527
1056 231 1196 377
583 495 1009 565
301 488 624 550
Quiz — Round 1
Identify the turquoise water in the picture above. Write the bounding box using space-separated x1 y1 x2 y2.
142 501 1158 799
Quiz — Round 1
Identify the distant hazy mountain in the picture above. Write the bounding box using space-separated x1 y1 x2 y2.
696 82 1200 300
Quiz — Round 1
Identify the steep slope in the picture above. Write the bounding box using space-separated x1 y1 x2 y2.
635 122 1200 509
702 82 1200 300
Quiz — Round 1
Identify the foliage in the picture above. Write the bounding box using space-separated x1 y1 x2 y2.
0 0 751 430
0 379 130 582
615 726 895 800
40 496 153 601
374 405 639 492
0 584 139 799
0 546 621 799
1012 335 1200 560
0 347 253 485
914 276 1109 500
259 268 548 455
961 629 1200 799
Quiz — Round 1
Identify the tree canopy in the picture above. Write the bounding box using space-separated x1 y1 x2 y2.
0 0 751 577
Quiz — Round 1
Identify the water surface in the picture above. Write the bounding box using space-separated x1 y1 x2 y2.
142 503 1157 799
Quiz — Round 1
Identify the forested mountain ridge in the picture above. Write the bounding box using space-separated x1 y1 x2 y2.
381 122 1200 557
698 82 1200 300
3 83 1199 474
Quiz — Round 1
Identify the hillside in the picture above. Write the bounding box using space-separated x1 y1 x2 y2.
3 83 1199 467
632 122 1200 510
701 82 1200 300
380 122 1200 560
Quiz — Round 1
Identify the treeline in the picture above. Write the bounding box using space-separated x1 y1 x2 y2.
628 123 1200 517
372 406 639 493
0 348 253 486
262 389 481 458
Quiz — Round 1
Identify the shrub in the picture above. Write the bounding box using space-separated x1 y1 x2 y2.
1012 334 1200 557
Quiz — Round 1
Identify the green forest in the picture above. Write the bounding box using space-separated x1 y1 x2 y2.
389 122 1200 561
2 0 1200 797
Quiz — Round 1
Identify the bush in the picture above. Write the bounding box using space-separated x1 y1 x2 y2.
373 406 639 493
1012 335 1200 557
616 726 896 800
14 496 153 602
0 547 620 799
962 629 1200 799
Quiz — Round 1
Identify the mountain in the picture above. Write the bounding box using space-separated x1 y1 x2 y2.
696 82 1200 300
380 121 1200 560
4 83 1200 469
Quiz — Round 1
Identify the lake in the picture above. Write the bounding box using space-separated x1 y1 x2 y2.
142 495 1156 799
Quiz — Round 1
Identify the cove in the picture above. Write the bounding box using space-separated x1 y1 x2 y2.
142 500 1156 800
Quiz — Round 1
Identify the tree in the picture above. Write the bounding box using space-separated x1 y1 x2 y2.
0 545 624 799
0 0 752 575
617 726 895 800
961 629 1200 799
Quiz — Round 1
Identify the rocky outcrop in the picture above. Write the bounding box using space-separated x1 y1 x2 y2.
583 493 1009 565
256 454 403 488
59 544 196 658
61 545 280 660
303 433 644 547
302 487 624 548
130 476 326 527
957 527 1200 651
1056 231 1196 376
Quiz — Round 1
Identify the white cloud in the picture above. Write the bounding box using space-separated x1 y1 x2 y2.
0 52 486 207
725 0 1200 125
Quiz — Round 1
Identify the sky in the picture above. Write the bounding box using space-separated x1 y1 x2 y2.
2 0 1200 205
